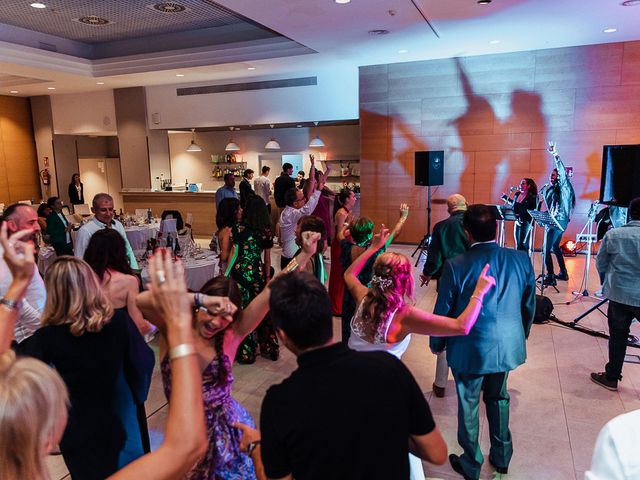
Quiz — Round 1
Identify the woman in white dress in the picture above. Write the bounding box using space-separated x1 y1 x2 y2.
344 225 495 480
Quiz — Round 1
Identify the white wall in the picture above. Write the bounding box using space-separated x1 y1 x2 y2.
51 91 117 135
168 125 359 191
145 68 359 130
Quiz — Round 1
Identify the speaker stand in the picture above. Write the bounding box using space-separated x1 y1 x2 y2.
412 185 432 266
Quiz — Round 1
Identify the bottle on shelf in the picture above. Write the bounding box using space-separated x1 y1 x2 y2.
185 178 189 189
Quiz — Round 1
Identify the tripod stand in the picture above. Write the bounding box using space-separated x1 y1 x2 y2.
571 201 600 298
412 186 432 267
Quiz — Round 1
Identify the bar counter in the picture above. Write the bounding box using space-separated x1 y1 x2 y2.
121 190 216 237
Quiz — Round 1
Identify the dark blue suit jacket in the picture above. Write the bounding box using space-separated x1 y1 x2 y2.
430 242 536 374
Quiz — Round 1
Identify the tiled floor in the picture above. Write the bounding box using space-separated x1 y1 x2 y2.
47 244 640 480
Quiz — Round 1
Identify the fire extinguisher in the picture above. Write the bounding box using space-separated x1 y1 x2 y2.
40 168 51 186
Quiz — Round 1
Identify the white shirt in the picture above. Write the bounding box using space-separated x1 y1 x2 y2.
0 245 46 343
585 409 640 479
279 190 321 259
75 218 139 269
253 175 272 205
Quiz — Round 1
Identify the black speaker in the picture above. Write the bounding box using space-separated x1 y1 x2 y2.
415 151 444 186
600 144 640 207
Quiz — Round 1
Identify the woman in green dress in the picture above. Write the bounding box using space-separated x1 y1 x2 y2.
227 194 276 364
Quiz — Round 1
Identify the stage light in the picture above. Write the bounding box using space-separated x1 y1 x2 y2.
561 240 577 256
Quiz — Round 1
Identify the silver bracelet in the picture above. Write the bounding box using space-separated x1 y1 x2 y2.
169 343 196 361
470 295 483 306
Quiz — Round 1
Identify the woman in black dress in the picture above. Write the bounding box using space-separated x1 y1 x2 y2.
512 177 538 251
23 257 153 480
68 173 84 205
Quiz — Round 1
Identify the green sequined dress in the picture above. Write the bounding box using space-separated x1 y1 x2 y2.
230 223 277 363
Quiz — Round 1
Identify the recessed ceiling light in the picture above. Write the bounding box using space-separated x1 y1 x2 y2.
477 0 491 4
176 73 185 77
10 90 18 94
621 0 640 6
335 0 351 3
247 66 256 70
489 39 501 44
30 2 46 8
47 87 56 90
603 27 617 33
398 49 409 54
96 82 105 85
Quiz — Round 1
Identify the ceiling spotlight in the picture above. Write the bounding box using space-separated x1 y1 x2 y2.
398 49 409 54
96 82 105 85
176 73 184 77
10 90 18 94
489 39 501 44
621 0 640 5
47 87 56 90
247 66 256 70
603 27 617 33
477 0 492 4
335 0 351 3
30 2 46 8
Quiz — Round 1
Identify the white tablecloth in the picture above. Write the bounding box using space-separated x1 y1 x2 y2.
141 253 219 292
124 223 160 250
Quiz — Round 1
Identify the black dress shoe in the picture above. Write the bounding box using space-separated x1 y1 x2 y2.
449 454 476 480
555 271 569 281
489 457 508 474
542 274 557 286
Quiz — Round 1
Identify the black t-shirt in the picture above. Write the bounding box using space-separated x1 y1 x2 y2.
274 173 296 208
260 343 435 480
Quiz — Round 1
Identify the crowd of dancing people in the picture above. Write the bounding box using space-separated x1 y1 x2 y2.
0 150 638 480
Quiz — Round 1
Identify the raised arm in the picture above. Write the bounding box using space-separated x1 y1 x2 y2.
343 226 390 305
0 226 35 353
386 203 409 247
548 142 568 185
302 155 316 199
110 251 206 480
402 264 495 337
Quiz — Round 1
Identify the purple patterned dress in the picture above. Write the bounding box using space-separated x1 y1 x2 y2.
161 353 257 480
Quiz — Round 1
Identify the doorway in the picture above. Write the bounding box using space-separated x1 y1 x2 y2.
78 157 123 211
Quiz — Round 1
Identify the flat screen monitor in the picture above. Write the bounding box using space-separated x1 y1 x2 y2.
600 144 640 207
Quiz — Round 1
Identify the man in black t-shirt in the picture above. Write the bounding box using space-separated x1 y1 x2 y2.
238 272 447 480
273 163 295 209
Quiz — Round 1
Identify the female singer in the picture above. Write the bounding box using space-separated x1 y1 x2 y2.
512 178 538 252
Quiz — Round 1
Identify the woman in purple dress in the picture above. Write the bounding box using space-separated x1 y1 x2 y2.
138 232 321 480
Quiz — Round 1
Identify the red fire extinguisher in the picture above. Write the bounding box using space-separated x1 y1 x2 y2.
40 168 51 186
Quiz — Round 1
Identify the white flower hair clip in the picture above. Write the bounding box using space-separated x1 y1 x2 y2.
371 275 392 289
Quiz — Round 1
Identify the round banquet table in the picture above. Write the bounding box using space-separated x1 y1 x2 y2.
124 223 160 251
141 252 219 292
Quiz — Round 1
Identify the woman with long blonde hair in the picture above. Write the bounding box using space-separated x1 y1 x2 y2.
22 256 154 479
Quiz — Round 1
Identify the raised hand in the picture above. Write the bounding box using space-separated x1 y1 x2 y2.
472 264 496 298
309 154 315 165
371 224 390 251
201 295 238 319
148 249 191 333
0 224 35 284
399 203 409 220
301 231 321 255
547 141 557 155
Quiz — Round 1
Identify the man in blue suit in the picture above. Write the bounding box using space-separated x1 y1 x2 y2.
430 204 536 480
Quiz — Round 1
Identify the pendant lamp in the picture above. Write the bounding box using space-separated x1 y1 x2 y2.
186 128 202 152
309 122 325 147
225 127 240 151
265 124 281 150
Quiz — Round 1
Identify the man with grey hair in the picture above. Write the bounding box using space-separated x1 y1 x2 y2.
74 193 138 269
420 193 470 398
